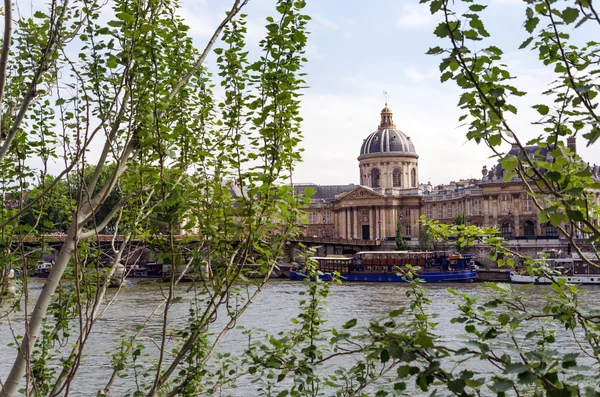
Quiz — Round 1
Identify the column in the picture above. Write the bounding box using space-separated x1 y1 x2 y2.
339 210 345 239
381 207 387 239
353 208 359 239
345 208 350 239
375 207 380 239
369 207 374 240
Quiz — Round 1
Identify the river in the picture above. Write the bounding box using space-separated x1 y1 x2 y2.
1 280 599 396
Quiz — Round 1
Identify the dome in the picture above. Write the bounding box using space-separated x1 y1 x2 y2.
359 104 417 157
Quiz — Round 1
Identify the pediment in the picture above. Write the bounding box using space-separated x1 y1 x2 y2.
336 186 385 201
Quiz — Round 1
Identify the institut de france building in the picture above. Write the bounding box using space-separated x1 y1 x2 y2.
295 104 589 242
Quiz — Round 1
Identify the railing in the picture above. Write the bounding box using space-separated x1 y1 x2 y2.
296 236 382 246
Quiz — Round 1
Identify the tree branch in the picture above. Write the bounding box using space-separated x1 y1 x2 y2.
78 197 126 240
0 0 12 111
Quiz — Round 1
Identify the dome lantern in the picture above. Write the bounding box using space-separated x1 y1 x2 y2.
379 103 396 129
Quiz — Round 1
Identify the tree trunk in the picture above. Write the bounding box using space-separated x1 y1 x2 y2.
0 222 78 396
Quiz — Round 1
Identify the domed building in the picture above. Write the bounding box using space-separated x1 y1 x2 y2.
294 104 598 247
358 104 419 190
294 104 423 241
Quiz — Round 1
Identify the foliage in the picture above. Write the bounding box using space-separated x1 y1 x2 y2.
0 0 311 395
395 223 409 251
454 211 466 226
413 0 600 394
418 221 435 251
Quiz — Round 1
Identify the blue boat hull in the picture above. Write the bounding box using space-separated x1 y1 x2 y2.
290 269 477 283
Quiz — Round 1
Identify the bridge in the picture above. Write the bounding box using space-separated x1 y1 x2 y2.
21 234 385 266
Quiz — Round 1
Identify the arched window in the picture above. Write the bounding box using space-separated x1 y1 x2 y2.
501 223 512 238
523 220 535 237
372 168 380 188
392 168 401 187
411 168 416 187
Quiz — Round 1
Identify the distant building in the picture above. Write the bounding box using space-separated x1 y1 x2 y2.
298 105 594 242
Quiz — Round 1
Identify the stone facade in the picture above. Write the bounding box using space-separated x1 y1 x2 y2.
299 105 595 243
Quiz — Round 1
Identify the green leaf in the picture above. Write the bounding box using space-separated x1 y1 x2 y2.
380 349 390 363
414 333 434 348
524 17 539 33
549 212 566 226
342 318 357 329
566 209 584 222
533 104 550 115
469 4 487 11
545 171 562 182
504 363 528 374
106 56 118 69
433 23 449 38
562 7 579 24
493 378 514 391
498 313 510 325
426 46 444 55
488 134 502 147
519 37 533 49
517 370 537 384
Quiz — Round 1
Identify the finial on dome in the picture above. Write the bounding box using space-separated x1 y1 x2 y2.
379 103 396 129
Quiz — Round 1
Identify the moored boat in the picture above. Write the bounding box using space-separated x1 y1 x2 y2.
290 251 477 283
510 251 600 285
34 261 53 278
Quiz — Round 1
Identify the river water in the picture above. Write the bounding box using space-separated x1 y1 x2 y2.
1 280 599 396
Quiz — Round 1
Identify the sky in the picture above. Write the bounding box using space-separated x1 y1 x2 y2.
180 0 600 187
23 0 598 187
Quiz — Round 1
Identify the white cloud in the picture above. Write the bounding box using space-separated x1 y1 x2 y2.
396 4 437 30
403 67 438 83
313 13 339 30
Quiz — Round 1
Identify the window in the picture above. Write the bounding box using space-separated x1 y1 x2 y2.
447 204 453 219
437 206 443 218
392 168 401 187
546 222 558 236
372 168 380 188
458 202 463 214
308 212 315 224
405 207 410 216
501 222 512 238
523 194 533 212
411 168 417 187
473 199 482 216
426 206 432 219
501 194 511 213
405 224 411 237
523 220 535 237
323 210 330 224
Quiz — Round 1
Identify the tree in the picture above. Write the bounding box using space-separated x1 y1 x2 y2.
405 0 600 394
395 223 409 251
418 222 435 251
0 0 310 396
453 211 466 226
